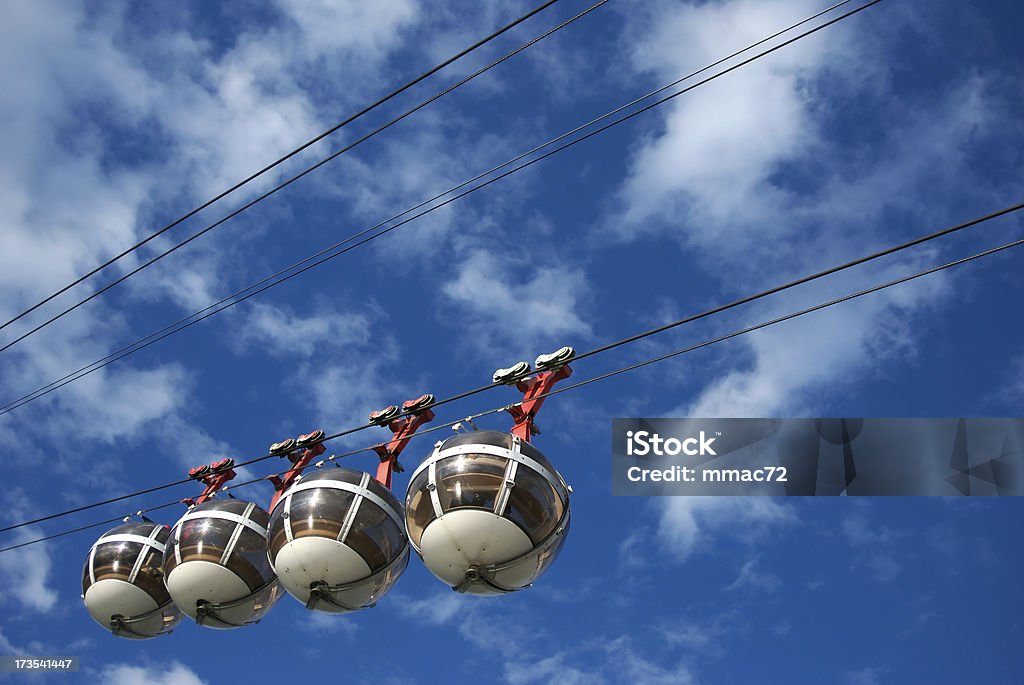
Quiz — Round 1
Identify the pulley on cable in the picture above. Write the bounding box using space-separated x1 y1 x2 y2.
405 346 575 595
267 396 435 613
81 514 182 639
161 458 282 629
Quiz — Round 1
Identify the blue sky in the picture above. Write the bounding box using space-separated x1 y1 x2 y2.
0 0 1022 683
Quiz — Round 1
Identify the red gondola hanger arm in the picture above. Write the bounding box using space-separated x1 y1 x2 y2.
496 346 575 443
505 365 572 442
371 394 436 489
266 430 327 511
181 458 237 507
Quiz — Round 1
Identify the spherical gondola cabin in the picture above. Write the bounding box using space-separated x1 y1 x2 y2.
405 430 571 595
267 469 409 613
82 522 182 639
162 499 281 629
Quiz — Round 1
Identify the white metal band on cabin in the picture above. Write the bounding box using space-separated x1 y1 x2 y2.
410 442 562 498
128 525 165 584
279 474 404 530
283 487 295 543
88 544 97 584
172 523 182 565
89 532 166 585
219 501 256 565
494 459 519 516
90 533 167 554
173 509 268 539
337 474 367 543
427 460 443 518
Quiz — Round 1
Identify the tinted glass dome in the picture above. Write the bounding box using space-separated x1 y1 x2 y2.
268 468 409 613
82 522 181 639
405 431 570 595
163 499 281 628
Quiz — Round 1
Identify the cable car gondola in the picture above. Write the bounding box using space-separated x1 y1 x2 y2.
405 430 571 595
82 521 182 639
162 499 282 629
267 469 410 613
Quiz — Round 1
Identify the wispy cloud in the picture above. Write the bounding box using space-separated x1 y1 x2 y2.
723 557 781 594
843 506 903 582
844 666 886 685
442 248 592 360
606 0 1022 418
657 497 797 561
0 532 56 614
98 661 207 685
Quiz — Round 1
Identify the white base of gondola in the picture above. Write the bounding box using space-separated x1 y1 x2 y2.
84 579 162 639
273 537 376 613
418 510 535 595
165 561 256 628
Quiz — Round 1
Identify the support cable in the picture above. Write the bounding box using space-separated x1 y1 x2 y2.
0 198 1019 536
0 0 565 335
0 0 881 413
0 0 608 355
3 230 1021 554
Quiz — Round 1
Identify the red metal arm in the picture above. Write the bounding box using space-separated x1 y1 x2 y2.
267 430 327 511
372 395 435 489
505 365 573 443
181 458 237 507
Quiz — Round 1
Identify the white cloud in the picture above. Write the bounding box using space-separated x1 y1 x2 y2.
659 611 747 659
390 590 471 627
657 497 796 560
842 507 903 582
844 666 885 685
504 636 699 685
842 510 896 547
723 558 781 594
504 653 600 685
391 590 529 660
0 492 59 615
234 302 375 358
442 249 592 359
0 532 57 614
611 638 698 685
608 0 1020 418
995 352 1024 406
99 661 208 685
276 0 419 65
0 0 457 512
682 270 941 417
300 611 359 639
394 592 708 685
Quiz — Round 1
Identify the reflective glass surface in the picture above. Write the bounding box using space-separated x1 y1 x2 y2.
439 430 514 452
405 468 435 548
230 527 277 591
534 513 570 577
90 541 143 584
163 500 273 587
435 431 567 500
268 487 356 559
83 523 174 605
346 500 405 572
436 454 507 512
132 546 172 603
506 466 564 544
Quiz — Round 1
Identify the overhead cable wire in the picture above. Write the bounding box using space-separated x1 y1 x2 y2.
0 0 564 336
4 230 1022 554
0 0 608 356
0 0 881 414
2 196 1019 535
